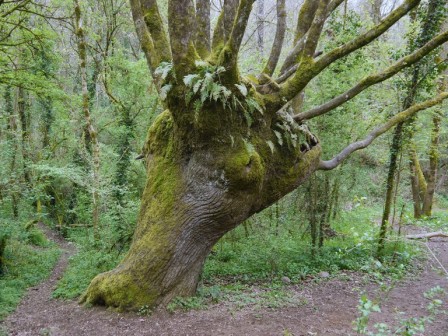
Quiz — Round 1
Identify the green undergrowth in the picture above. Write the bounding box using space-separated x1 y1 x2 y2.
0 218 60 321
406 205 448 232
167 283 308 313
52 200 432 310
53 227 124 299
203 204 422 285
164 203 425 312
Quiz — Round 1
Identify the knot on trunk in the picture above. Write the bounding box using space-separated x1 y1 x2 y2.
223 141 265 191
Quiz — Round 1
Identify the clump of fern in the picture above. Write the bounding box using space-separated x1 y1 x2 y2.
182 61 263 125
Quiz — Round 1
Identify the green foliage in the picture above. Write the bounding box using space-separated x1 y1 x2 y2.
27 228 49 247
166 284 305 313
406 207 448 231
155 62 174 101
203 204 418 284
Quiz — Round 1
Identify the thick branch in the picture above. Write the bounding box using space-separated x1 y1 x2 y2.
295 30 448 121
211 0 238 52
271 0 420 109
279 0 344 75
140 0 171 63
318 92 448 170
260 0 286 77
216 0 255 80
129 0 160 78
294 0 319 43
168 0 197 77
195 0 211 58
226 0 256 61
313 0 421 74
302 0 331 60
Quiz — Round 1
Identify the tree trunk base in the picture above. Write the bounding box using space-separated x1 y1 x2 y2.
79 267 158 310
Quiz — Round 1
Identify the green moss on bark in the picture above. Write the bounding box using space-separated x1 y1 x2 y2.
223 141 265 191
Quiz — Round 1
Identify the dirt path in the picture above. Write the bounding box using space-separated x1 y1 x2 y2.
2 226 448 336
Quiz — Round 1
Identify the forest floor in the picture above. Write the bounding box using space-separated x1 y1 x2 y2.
2 224 448 336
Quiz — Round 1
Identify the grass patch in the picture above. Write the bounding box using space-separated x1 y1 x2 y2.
204 204 421 285
406 208 448 232
0 227 59 321
53 227 123 299
167 283 307 313
52 249 120 299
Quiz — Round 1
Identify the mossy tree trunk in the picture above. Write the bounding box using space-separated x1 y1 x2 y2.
81 105 321 309
81 0 448 310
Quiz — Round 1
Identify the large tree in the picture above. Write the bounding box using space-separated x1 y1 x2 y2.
80 0 448 310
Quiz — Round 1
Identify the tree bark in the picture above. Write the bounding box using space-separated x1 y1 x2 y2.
256 0 264 54
17 85 30 185
81 107 322 310
378 122 403 256
422 105 442 216
409 152 423 218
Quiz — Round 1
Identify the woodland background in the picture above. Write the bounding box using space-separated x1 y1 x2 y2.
0 0 447 331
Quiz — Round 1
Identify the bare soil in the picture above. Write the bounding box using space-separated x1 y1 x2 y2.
2 225 447 336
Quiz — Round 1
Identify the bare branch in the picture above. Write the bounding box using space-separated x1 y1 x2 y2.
295 30 448 122
214 0 256 81
318 92 448 170
226 0 256 61
276 64 298 84
327 0 346 15
294 0 319 43
195 0 211 58
302 0 331 60
260 0 286 78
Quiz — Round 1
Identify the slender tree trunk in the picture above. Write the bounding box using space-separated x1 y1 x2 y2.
409 145 428 217
409 155 422 218
74 0 101 240
422 28 447 215
17 86 30 185
378 122 403 256
391 152 403 226
422 108 442 216
4 86 19 218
